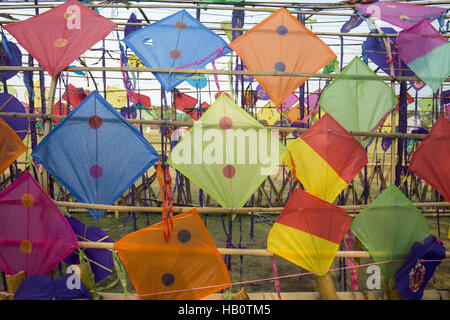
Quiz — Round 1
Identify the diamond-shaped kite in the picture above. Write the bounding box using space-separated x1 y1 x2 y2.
168 94 287 208
0 117 26 174
123 10 231 92
357 1 448 30
0 172 78 276
319 56 398 147
256 101 280 125
396 19 450 93
267 188 352 276
351 185 429 282
31 91 160 221
284 113 368 203
409 116 450 202
0 93 29 140
4 0 116 78
229 8 336 106
114 208 231 300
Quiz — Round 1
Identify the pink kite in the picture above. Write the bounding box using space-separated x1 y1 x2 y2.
4 0 116 78
357 1 448 30
0 172 78 276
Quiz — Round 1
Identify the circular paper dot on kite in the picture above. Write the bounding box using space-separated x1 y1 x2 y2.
161 273 175 286
88 115 102 129
54 38 68 48
21 193 34 207
274 62 286 72
177 229 191 243
169 50 181 59
89 165 103 179
219 116 233 130
222 165 236 179
276 25 288 35
19 240 32 254
175 21 186 29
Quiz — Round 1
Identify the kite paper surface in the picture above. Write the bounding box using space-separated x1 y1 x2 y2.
319 56 398 146
0 93 29 140
0 172 78 276
397 19 450 93
168 94 288 208
229 8 336 106
123 10 231 92
357 1 448 30
409 116 450 202
351 185 429 282
114 209 231 300
4 0 116 78
267 188 352 276
284 113 368 203
0 117 26 174
31 91 160 221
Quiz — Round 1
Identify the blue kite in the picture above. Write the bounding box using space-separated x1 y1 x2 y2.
122 9 231 91
32 91 160 221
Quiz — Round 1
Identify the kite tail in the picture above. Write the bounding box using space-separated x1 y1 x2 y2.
270 256 282 300
156 160 173 242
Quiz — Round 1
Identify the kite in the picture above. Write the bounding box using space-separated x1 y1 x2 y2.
4 0 116 78
363 27 415 78
64 216 114 282
186 74 208 89
351 185 429 282
173 90 198 119
396 20 450 93
267 188 352 276
13 274 91 300
124 13 142 38
0 38 22 82
395 236 446 300
234 63 254 83
283 113 368 203
0 117 26 174
0 171 78 276
0 93 29 140
52 100 71 124
409 116 450 202
229 8 336 106
31 91 160 221
123 10 231 92
62 84 87 107
114 208 231 300
357 1 448 30
319 56 398 147
168 93 287 208
256 101 280 126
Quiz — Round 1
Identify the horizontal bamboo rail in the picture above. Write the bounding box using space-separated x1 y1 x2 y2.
77 241 450 259
1 65 449 83
0 111 430 140
54 200 450 214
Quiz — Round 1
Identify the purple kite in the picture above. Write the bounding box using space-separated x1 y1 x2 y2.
397 20 450 93
0 93 29 140
0 172 78 276
357 1 448 29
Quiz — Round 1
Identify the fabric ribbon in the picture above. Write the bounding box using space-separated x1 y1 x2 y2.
156 160 173 242
270 256 282 300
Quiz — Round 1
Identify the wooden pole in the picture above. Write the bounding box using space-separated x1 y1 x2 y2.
5 271 26 300
314 273 338 300
41 75 59 193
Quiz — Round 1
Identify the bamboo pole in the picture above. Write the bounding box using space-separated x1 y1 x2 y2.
0 112 432 140
41 75 59 193
5 271 26 300
53 200 450 215
0 65 449 83
77 241 450 259
314 274 338 300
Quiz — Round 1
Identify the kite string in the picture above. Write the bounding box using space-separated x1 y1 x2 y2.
97 258 450 300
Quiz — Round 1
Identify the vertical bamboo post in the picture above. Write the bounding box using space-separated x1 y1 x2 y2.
314 273 338 300
5 271 26 300
41 75 59 192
